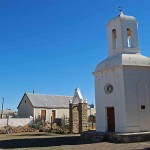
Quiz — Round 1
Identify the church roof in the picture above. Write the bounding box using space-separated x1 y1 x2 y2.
94 53 150 72
20 93 73 108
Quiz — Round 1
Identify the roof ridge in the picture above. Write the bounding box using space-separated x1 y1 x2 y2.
26 93 73 97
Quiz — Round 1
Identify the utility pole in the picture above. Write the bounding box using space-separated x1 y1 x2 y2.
1 97 4 119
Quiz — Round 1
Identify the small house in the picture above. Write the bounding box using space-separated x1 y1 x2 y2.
17 93 72 123
18 89 96 123
0 109 17 118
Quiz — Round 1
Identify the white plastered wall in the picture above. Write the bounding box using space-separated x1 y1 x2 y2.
18 94 33 118
95 68 126 132
34 108 69 122
124 66 150 132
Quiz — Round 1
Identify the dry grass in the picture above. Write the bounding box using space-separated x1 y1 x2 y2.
0 132 54 140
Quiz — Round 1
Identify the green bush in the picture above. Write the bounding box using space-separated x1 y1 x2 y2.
89 115 96 123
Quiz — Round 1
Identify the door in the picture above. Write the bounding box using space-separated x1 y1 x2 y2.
52 110 56 123
107 107 115 132
41 110 46 122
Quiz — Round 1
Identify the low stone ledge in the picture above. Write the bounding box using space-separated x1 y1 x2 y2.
81 130 150 143
81 130 107 142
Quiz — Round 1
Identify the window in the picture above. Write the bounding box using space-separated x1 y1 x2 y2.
25 100 26 103
141 105 145 110
112 29 117 49
127 28 132 47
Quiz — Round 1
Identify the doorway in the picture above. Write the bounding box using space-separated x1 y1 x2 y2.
41 110 46 124
52 110 56 123
107 107 115 132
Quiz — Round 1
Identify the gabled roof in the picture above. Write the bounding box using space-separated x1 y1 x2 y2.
72 87 87 104
22 93 73 108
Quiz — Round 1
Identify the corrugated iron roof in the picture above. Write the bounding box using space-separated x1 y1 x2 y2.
26 93 73 108
0 110 17 115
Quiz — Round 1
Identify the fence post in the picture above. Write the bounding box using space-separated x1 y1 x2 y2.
6 115 9 126
51 116 52 130
92 117 93 129
64 115 65 127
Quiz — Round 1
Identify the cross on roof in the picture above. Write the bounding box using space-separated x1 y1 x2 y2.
118 6 123 12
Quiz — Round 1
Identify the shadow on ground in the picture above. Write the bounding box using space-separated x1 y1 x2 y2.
0 135 90 149
17 133 54 136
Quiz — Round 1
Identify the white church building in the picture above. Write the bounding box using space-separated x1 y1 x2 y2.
93 11 150 133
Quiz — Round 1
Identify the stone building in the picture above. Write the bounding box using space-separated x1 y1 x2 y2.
69 87 88 133
93 11 150 132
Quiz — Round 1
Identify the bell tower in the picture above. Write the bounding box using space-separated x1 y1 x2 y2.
93 11 150 133
107 11 140 57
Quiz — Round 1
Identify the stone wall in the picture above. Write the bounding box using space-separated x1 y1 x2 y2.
78 103 88 133
69 103 88 133
81 131 150 143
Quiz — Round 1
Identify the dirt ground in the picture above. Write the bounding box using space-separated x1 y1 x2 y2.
0 132 150 150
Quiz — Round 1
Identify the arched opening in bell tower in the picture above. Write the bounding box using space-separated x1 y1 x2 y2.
112 29 117 49
127 28 132 47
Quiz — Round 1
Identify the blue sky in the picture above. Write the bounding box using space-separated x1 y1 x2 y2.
0 0 150 110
